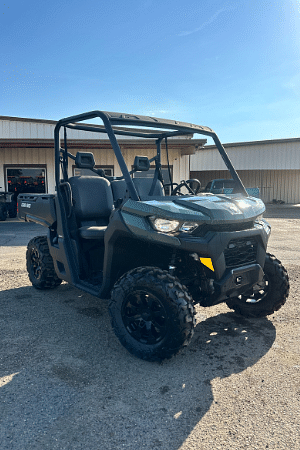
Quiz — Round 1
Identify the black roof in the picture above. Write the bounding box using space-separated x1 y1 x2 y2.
58 110 216 140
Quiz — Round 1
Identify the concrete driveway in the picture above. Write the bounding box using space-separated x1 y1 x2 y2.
0 208 299 450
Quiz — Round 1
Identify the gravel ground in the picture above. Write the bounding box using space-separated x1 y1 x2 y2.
0 207 299 450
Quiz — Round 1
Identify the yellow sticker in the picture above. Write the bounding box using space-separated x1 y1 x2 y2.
200 257 214 272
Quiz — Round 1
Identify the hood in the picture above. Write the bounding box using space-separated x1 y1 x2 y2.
123 194 265 224
172 194 265 222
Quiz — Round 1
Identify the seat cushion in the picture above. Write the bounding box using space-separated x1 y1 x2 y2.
79 225 107 239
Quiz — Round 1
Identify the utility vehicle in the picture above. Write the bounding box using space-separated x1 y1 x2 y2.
204 179 260 198
18 111 289 361
0 190 17 221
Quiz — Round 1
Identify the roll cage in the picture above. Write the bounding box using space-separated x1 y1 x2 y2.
54 110 247 199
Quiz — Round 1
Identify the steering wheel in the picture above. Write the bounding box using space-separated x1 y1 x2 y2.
171 179 201 196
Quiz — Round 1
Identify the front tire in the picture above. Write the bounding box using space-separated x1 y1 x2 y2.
109 267 196 361
226 253 289 318
26 236 62 289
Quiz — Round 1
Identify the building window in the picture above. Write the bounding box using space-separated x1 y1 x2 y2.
6 166 47 202
73 166 114 177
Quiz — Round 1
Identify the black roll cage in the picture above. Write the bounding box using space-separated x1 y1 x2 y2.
54 110 247 199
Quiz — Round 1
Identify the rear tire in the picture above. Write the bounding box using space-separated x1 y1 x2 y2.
109 267 196 361
0 203 7 221
26 236 62 289
226 253 289 318
8 201 17 218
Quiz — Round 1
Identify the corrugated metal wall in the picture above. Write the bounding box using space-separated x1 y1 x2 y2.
0 117 137 140
0 117 196 194
190 138 300 204
0 145 186 194
0 119 54 139
0 117 194 141
191 140 300 170
190 169 300 204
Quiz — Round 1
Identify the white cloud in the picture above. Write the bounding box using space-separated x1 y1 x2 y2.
284 73 300 96
178 7 229 37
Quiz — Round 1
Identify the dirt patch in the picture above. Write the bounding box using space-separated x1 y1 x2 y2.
0 216 299 449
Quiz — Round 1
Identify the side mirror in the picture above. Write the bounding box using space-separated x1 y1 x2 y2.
133 156 150 172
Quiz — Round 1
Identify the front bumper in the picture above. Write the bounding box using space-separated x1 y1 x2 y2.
211 263 264 305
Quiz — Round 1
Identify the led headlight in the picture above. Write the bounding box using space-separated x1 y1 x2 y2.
149 217 180 233
179 222 199 232
149 217 199 234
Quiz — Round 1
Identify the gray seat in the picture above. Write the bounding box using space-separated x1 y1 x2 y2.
69 176 114 239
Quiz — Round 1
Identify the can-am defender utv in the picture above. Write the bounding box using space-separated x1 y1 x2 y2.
18 111 289 362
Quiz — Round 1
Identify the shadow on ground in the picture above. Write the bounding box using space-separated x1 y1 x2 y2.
0 284 276 450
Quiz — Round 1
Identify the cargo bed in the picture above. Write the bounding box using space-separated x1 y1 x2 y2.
18 194 56 227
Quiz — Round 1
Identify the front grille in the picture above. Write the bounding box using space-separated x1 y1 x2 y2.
224 238 258 268
193 221 254 237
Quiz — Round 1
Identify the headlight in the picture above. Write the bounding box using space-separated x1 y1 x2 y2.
179 222 198 232
149 217 199 233
149 217 180 233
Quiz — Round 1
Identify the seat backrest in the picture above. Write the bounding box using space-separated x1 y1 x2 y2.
110 179 128 203
69 176 114 221
132 177 165 199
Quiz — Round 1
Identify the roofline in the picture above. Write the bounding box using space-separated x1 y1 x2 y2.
201 136 300 149
2 115 299 147
0 115 57 125
0 114 207 143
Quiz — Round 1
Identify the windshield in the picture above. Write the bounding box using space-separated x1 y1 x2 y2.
214 180 235 189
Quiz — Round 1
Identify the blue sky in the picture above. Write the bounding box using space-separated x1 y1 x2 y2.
1 0 300 143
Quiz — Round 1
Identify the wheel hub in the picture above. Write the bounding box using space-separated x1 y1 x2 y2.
31 249 42 279
122 290 168 345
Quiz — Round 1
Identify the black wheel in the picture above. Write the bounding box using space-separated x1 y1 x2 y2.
26 236 62 289
8 201 17 218
226 253 289 318
0 203 7 221
109 267 196 361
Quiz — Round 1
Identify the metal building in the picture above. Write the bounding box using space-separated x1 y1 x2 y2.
0 115 206 200
190 138 300 204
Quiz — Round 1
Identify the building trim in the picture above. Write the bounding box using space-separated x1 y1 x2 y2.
200 137 300 150
0 115 57 125
0 138 206 155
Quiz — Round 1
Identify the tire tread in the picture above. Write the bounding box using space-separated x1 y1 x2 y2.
26 236 62 289
109 266 196 361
